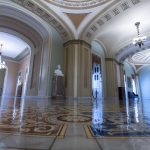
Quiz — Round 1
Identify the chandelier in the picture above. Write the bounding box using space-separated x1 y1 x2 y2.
0 44 6 69
133 22 146 48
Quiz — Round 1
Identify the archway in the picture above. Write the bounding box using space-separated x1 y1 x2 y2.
91 40 106 99
115 42 150 125
0 31 31 98
0 4 51 98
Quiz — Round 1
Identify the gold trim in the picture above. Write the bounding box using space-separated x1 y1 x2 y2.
57 124 68 139
84 125 93 139
0 124 67 138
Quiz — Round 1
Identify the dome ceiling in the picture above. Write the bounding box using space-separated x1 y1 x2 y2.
45 0 111 9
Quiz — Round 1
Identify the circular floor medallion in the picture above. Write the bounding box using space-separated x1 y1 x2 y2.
57 115 92 122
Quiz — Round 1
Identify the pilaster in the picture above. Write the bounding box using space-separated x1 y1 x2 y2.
105 58 118 98
64 40 91 98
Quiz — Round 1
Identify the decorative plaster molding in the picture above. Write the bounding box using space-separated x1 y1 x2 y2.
128 49 150 65
81 0 141 41
15 47 30 61
11 0 72 41
115 36 150 63
46 0 111 9
64 40 91 48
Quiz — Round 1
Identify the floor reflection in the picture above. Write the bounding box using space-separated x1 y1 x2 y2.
90 97 150 137
0 96 149 149
92 99 103 133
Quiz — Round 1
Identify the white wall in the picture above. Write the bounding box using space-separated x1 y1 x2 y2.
138 66 150 100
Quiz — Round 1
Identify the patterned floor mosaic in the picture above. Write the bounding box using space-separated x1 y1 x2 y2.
0 98 150 140
84 99 150 138
0 99 92 138
0 106 68 138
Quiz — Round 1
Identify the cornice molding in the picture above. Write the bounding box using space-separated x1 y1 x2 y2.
116 36 150 63
11 0 72 42
45 0 111 9
105 58 119 64
81 0 141 42
64 40 91 48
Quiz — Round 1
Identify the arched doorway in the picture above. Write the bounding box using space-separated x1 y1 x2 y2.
116 45 150 125
92 55 102 99
0 31 31 98
0 8 50 98
91 40 106 99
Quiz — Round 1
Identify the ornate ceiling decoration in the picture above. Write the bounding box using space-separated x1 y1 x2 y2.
81 0 140 41
115 36 150 63
45 0 111 9
128 49 150 64
11 0 73 41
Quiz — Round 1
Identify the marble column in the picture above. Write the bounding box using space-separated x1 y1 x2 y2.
64 40 91 98
118 63 126 100
135 73 141 99
105 58 118 99
119 63 125 87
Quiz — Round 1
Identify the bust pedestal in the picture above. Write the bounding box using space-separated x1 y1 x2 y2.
52 75 65 99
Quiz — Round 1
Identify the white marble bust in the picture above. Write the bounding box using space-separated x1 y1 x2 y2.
54 65 64 76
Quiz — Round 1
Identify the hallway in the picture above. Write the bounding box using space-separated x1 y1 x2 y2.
0 97 149 150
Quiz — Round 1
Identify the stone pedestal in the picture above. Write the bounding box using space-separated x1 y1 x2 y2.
52 75 65 99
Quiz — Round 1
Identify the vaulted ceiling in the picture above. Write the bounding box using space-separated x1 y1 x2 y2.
0 32 29 59
1 0 150 63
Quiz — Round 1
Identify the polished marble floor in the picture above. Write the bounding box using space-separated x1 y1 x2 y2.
0 97 150 149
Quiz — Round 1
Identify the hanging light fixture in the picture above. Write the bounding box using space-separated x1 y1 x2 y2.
0 44 6 69
133 22 146 48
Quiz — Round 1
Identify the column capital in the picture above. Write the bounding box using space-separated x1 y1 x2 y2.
64 40 91 48
105 58 119 64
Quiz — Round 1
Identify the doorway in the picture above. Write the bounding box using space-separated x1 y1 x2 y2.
92 54 102 99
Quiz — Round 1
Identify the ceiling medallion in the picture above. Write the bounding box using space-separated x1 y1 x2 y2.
45 0 111 9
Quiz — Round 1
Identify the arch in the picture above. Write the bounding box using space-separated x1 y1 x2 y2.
0 27 33 50
137 64 150 73
4 0 75 41
91 40 106 98
91 39 107 57
115 37 150 63
78 0 119 40
0 3 58 97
